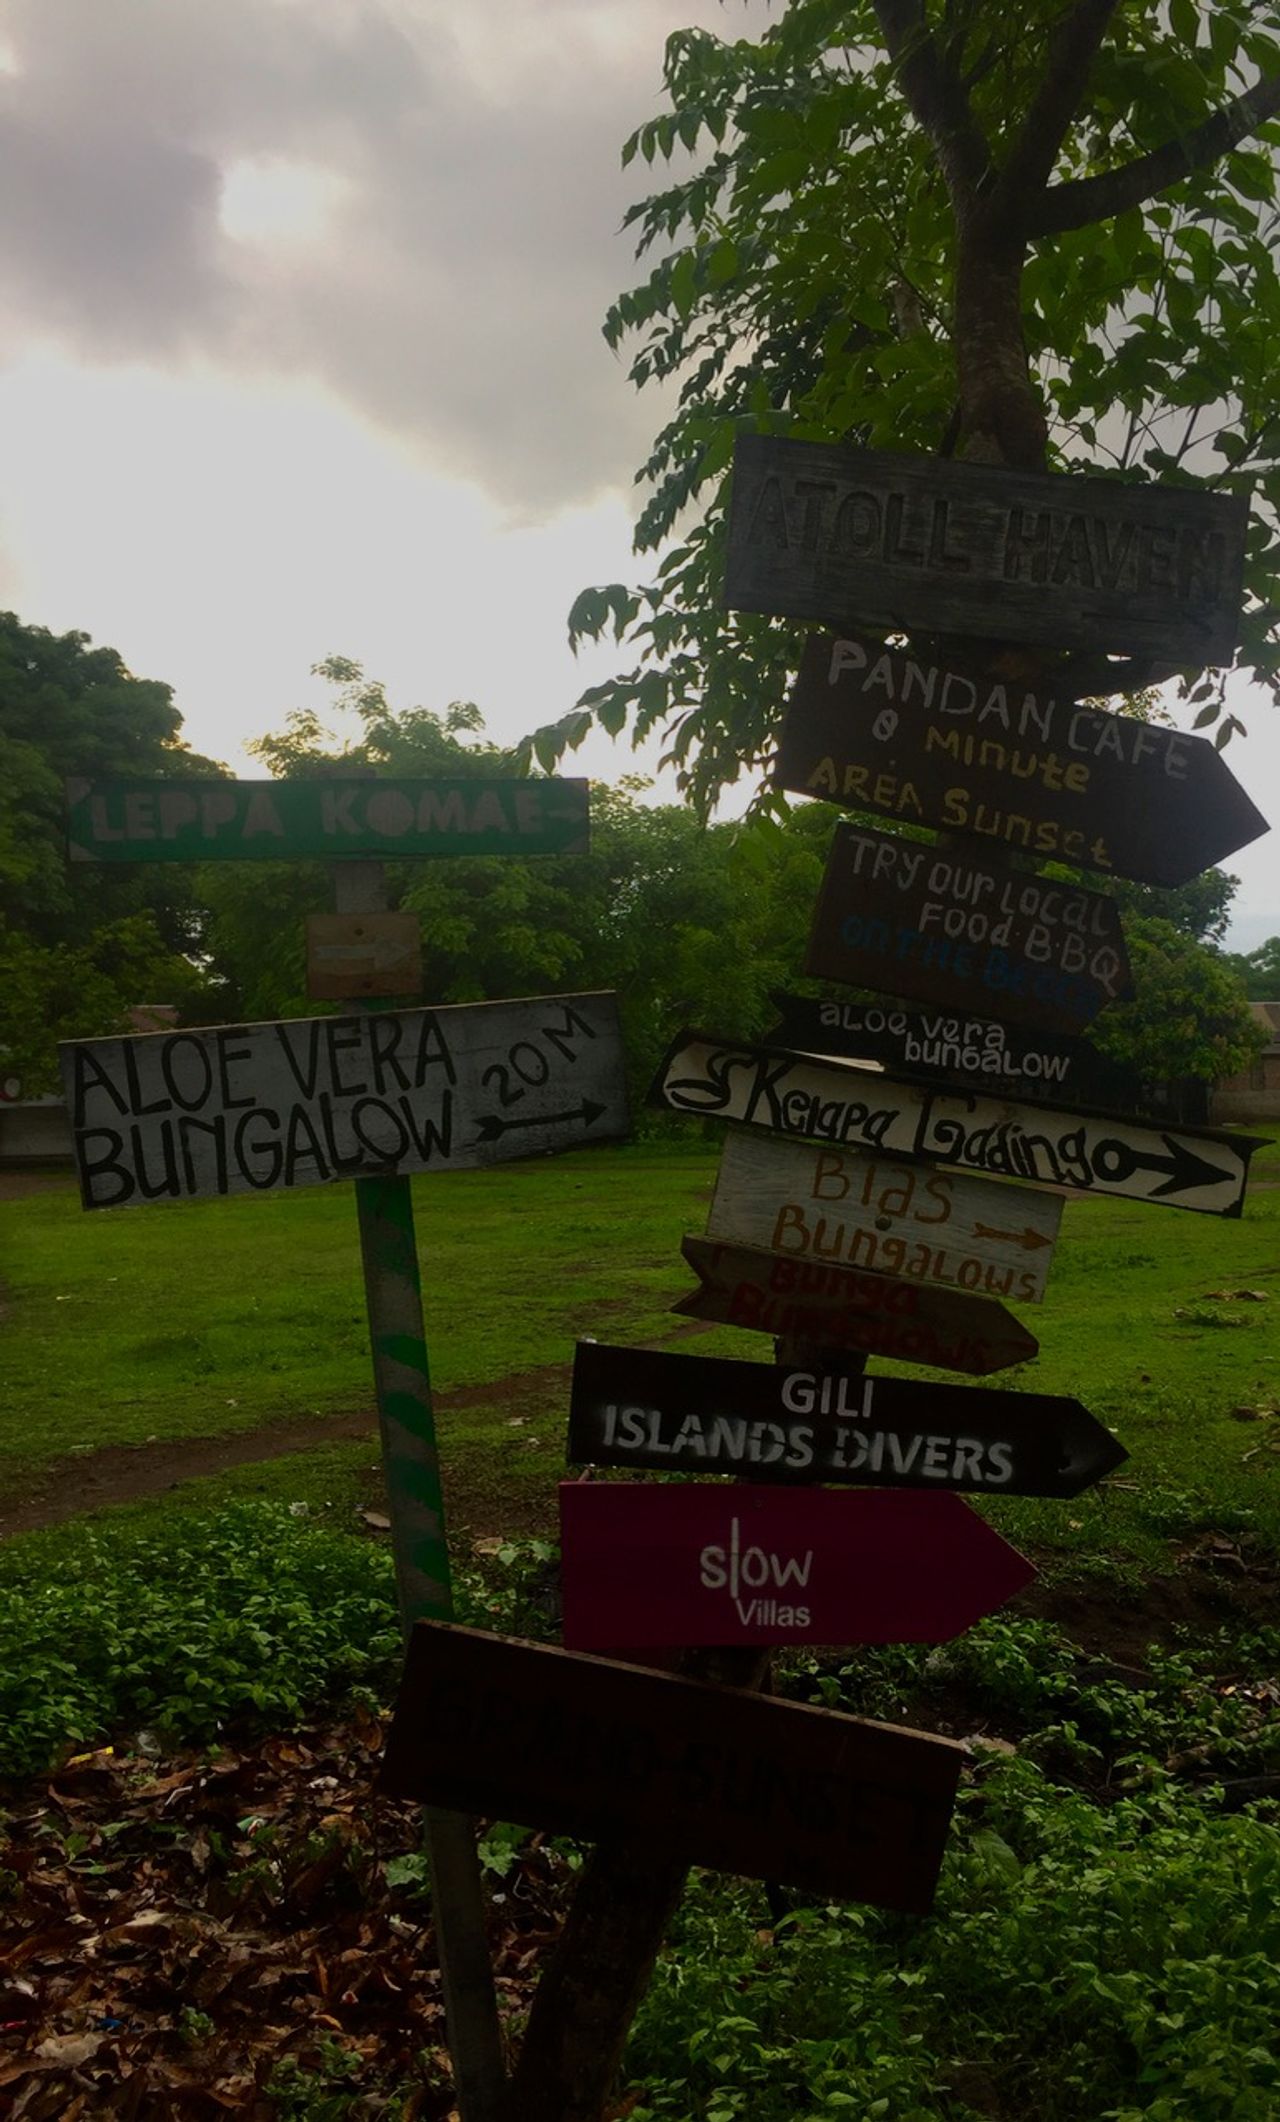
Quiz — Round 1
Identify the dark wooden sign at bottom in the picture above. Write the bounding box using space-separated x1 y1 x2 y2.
380 1622 965 1913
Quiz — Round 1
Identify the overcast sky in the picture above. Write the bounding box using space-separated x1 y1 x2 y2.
0 0 1276 946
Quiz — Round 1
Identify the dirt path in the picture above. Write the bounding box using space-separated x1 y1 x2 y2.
0 1323 719 1540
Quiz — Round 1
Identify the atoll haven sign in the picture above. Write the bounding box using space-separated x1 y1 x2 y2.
59 993 628 1208
66 775 591 863
653 1033 1262 1216
707 1131 1062 1304
558 1481 1035 1651
724 433 1249 665
568 1341 1125 1499
763 993 1144 1112
805 822 1130 1035
774 633 1268 888
675 1236 1039 1376
381 1622 966 1913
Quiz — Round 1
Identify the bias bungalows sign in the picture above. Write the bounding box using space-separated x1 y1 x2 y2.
381 1622 966 1912
708 1131 1062 1304
653 1032 1261 1216
60 993 627 1208
775 634 1267 888
724 434 1248 665
66 776 590 863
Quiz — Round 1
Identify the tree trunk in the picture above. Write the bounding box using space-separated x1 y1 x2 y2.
953 214 1046 472
505 1647 771 2122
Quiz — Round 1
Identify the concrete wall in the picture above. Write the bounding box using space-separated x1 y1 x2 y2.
0 1102 74 1164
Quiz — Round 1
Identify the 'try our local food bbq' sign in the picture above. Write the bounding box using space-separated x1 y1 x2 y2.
61 994 628 1208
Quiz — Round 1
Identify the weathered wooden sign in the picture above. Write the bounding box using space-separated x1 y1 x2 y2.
676 1236 1040 1375
60 992 628 1209
805 822 1130 1035
568 1341 1126 1498
763 992 1148 1113
559 1482 1035 1649
708 1131 1062 1303
653 1032 1261 1216
724 434 1249 666
65 776 591 863
305 913 423 1001
774 633 1269 888
380 1622 965 1912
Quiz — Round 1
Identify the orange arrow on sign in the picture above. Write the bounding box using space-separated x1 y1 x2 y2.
971 1221 1056 1251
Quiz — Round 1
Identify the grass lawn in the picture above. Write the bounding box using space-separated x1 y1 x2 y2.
2 1130 1278 1579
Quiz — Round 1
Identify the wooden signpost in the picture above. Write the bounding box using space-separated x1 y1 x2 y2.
60 993 628 1208
762 991 1153 1115
558 1481 1035 1650
568 1340 1126 1497
306 912 423 1000
381 1622 965 1913
66 775 591 863
653 1032 1262 1216
675 1236 1040 1374
707 1130 1062 1303
724 433 1250 667
773 632 1268 888
805 822 1131 1034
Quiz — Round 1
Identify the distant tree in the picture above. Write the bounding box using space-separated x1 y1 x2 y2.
1225 932 1280 996
0 612 220 1089
1090 916 1264 1085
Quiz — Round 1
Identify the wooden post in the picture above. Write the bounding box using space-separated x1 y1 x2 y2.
335 861 507 2122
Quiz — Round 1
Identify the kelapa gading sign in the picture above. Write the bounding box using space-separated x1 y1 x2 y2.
724 433 1249 666
66 776 591 863
774 633 1268 888
60 993 628 1208
653 1032 1261 1216
805 822 1130 1035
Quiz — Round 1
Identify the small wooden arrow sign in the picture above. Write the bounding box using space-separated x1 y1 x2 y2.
568 1341 1126 1498
723 433 1250 668
652 1031 1263 1217
559 1482 1036 1650
773 632 1268 889
805 822 1131 1035
763 991 1152 1115
708 1130 1062 1302
380 1622 966 1911
676 1236 1039 1375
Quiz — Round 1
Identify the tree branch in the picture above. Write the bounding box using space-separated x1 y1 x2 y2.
872 0 993 208
1031 69 1280 235
996 0 1123 215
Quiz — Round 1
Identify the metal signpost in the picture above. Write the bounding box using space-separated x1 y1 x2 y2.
567 1341 1127 1497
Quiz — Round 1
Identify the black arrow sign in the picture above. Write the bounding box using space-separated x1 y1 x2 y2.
471 1098 607 1145
774 630 1268 890
568 1342 1125 1499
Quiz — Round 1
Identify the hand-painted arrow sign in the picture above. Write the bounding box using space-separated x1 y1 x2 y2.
652 1031 1262 1216
805 822 1131 1035
60 993 629 1208
568 1340 1126 1498
559 1481 1035 1650
724 432 1250 667
380 1622 966 1912
708 1130 1062 1302
773 632 1268 889
676 1236 1039 1376
65 775 591 863
763 992 1155 1116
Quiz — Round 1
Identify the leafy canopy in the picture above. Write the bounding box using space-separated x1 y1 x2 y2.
521 0 1280 810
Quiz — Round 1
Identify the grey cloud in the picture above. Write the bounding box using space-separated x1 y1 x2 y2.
0 0 746 514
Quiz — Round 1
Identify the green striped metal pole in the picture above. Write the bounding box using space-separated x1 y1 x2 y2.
337 862 506 2121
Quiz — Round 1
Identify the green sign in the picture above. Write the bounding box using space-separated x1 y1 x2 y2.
66 776 590 863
